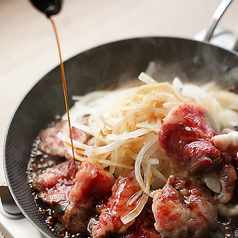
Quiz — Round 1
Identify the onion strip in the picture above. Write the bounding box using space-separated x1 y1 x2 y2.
121 193 148 225
92 139 126 155
138 72 158 85
106 128 150 141
134 136 158 194
71 122 92 135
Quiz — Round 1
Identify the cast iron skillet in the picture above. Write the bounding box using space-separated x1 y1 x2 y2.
3 2 238 238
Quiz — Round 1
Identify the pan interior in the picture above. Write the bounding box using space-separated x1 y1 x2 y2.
4 37 238 237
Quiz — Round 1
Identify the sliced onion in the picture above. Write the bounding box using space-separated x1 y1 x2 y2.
138 72 158 85
151 166 167 183
218 203 238 217
60 71 238 200
93 139 126 155
121 193 148 225
127 190 143 206
201 171 221 194
134 136 158 193
136 120 161 133
172 77 184 101
57 132 90 151
71 122 92 135
106 128 150 141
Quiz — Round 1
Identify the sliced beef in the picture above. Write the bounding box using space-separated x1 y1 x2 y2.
91 171 142 238
63 160 115 234
37 179 76 204
32 159 78 191
159 102 217 158
38 121 88 159
38 127 67 157
152 175 218 238
159 103 219 173
183 141 222 174
159 102 237 206
32 160 80 204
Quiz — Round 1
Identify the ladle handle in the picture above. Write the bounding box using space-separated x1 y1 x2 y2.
204 0 233 42
29 0 63 17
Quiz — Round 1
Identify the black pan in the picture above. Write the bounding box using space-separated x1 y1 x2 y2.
3 0 238 236
4 36 238 238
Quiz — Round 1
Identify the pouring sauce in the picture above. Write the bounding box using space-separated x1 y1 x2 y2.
27 17 80 237
49 17 76 162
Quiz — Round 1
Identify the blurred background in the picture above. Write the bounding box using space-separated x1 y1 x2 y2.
1 0 238 184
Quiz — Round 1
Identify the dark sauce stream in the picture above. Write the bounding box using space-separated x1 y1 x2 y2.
49 17 76 163
28 17 80 237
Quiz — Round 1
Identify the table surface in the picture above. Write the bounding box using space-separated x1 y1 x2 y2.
1 0 238 184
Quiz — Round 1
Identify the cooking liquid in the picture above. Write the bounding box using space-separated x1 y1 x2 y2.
49 17 76 163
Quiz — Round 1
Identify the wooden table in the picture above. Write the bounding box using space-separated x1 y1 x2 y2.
1 0 238 184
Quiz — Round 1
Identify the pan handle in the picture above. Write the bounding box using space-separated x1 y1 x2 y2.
0 186 23 219
203 0 233 42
